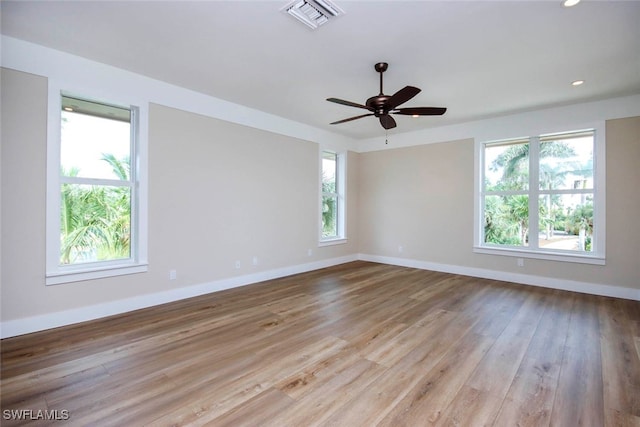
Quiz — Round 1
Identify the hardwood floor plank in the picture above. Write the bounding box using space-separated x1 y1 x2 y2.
270 358 385 426
493 290 574 427
493 396 554 427
550 294 605 427
468 285 530 339
274 347 364 400
376 330 496 426
59 373 178 426
604 409 640 427
0 395 48 427
434 385 504 427
148 335 350 425
599 298 640 420
433 289 549 426
321 303 479 426
200 388 295 427
363 309 458 367
465 289 548 396
1 261 637 426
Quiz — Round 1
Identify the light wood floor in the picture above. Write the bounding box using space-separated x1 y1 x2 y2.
1 261 639 426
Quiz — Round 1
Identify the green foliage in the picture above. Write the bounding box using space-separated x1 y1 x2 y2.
60 154 131 264
321 171 337 237
101 152 130 180
566 202 594 235
484 195 532 246
484 198 521 245
485 140 581 247
489 144 529 191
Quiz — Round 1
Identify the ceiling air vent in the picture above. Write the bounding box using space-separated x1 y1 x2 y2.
282 0 344 30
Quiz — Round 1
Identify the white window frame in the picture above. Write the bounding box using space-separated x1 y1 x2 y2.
319 148 347 246
46 80 148 285
474 125 605 265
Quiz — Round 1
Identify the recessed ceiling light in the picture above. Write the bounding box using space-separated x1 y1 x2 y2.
572 80 585 86
412 114 419 118
563 0 580 7
63 107 74 111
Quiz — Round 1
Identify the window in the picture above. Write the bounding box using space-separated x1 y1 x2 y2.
476 129 605 264
320 150 346 244
46 92 147 284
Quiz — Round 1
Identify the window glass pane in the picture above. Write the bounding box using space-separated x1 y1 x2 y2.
539 133 593 190
60 184 131 264
322 195 338 238
484 195 529 246
538 194 593 252
484 141 529 191
61 104 131 181
322 151 337 192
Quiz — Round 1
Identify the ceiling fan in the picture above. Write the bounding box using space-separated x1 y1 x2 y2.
327 62 446 130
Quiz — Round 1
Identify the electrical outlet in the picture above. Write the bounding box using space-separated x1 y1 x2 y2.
235 260 241 269
398 245 403 253
517 258 524 267
169 269 177 280
307 249 313 257
252 256 258 266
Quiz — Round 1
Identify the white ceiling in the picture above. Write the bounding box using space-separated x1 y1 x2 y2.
2 0 639 140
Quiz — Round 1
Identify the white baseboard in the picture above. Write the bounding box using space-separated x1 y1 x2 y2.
358 253 640 302
0 254 358 339
3 253 637 338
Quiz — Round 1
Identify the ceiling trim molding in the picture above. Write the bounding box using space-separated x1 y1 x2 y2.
0 36 357 151
2 36 639 155
355 93 640 153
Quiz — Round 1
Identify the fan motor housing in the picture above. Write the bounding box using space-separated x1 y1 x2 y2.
366 95 390 116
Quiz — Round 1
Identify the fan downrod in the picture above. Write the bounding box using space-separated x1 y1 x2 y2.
368 62 390 116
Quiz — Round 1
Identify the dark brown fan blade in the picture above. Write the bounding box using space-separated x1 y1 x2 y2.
379 115 397 130
326 98 371 110
387 86 421 109
330 113 374 125
392 107 447 116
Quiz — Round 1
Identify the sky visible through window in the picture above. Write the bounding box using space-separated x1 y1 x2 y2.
322 157 336 185
61 111 130 179
484 135 593 189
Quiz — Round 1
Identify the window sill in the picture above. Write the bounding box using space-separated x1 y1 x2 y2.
319 238 348 247
474 246 605 265
46 263 148 285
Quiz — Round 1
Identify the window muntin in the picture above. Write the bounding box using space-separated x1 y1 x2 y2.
479 129 601 259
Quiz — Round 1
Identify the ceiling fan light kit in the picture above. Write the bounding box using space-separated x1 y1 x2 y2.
327 62 447 130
